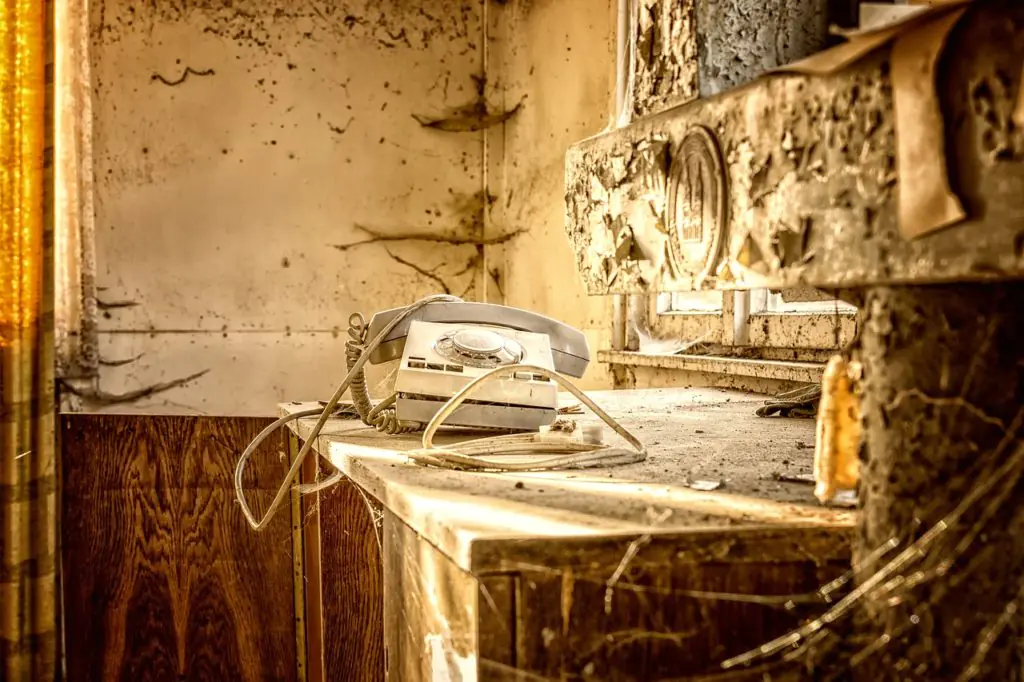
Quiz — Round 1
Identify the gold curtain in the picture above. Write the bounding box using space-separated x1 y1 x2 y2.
0 0 58 680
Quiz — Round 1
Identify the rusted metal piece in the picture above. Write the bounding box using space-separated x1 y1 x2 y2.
565 1 1024 295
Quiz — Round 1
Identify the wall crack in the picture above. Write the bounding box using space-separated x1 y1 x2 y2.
330 224 524 252
61 369 210 407
151 66 215 87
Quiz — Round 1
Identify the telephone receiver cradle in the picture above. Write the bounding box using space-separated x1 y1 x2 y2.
363 302 591 432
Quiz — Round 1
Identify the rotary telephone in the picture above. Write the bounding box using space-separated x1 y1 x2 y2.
236 296 645 534
348 300 590 432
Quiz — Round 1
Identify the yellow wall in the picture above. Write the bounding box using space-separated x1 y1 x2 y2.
486 0 617 390
79 0 619 414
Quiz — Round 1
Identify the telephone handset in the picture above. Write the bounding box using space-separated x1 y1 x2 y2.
351 301 591 432
364 301 590 377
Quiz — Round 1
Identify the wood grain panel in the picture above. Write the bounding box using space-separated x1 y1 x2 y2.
313 474 385 682
61 414 299 682
383 509 478 682
510 527 849 680
478 575 515 672
299 439 325 682
515 571 565 677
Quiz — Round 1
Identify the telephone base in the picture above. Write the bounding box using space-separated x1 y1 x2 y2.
396 395 556 432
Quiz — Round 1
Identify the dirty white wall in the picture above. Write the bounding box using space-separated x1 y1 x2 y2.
81 0 620 416
486 0 617 390
86 0 495 415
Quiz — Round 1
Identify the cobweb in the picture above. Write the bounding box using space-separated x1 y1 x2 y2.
710 406 1024 681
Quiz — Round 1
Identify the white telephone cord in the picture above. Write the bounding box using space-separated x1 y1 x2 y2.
234 294 459 532
234 295 646 532
404 364 646 472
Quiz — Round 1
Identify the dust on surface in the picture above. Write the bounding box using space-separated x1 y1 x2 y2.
561 387 821 505
300 387 835 531
694 0 830 98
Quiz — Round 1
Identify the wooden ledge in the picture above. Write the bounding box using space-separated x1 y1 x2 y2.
281 388 851 573
599 350 825 384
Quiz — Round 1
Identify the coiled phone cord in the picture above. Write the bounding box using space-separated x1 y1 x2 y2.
345 312 420 435
234 294 647 532
234 294 461 532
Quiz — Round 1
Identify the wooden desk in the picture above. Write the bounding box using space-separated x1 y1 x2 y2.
284 388 852 681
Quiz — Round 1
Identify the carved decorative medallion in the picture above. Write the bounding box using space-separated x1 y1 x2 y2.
666 125 728 284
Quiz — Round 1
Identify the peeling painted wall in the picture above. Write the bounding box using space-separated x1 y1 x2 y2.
486 0 618 391
629 0 698 118
72 0 856 413
86 0 492 415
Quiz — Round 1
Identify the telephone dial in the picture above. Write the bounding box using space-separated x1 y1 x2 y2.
348 300 590 432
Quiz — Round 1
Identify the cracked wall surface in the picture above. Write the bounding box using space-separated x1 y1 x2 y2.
567 55 900 295
86 0 490 414
629 0 699 119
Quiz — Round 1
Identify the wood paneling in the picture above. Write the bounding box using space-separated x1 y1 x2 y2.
477 575 515 671
61 414 299 682
312 473 385 682
507 527 850 680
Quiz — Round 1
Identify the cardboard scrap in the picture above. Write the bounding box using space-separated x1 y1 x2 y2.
890 8 968 239
765 1 974 240
813 356 862 504
767 0 971 78
855 3 929 33
1016 61 1024 130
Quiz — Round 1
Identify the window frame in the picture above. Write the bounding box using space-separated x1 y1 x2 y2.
647 288 857 352
650 291 726 345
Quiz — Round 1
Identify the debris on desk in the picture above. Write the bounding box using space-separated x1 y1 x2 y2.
828 490 858 508
772 472 816 485
548 417 577 433
558 403 585 415
688 479 723 492
755 385 821 419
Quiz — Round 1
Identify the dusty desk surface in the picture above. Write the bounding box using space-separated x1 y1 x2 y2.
281 388 852 571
